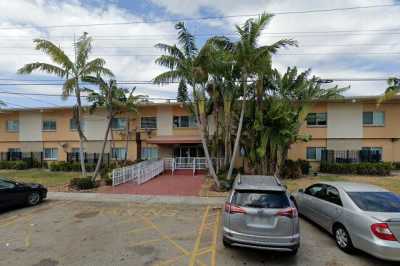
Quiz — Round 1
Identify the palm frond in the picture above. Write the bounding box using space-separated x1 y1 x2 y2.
76 33 92 68
154 43 185 59
155 55 181 69
378 77 400 105
175 22 197 58
153 70 182 84
80 58 114 77
249 13 274 46
62 78 77 99
33 39 74 70
262 39 298 54
17 62 67 77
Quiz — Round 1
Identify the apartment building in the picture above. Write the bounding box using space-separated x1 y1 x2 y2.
0 96 399 167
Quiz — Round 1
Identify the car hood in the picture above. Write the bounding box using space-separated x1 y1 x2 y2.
19 182 46 190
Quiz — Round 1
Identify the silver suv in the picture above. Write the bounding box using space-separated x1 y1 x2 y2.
222 175 300 254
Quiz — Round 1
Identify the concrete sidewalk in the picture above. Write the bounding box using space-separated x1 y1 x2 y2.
47 192 225 205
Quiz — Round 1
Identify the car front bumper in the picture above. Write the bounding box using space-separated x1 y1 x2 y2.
223 227 300 251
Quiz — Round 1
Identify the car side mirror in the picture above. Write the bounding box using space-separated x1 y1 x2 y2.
298 188 304 193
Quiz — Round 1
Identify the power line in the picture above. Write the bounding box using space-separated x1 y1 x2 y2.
0 4 398 30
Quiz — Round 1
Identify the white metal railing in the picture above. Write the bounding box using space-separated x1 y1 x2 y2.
112 160 164 186
164 157 222 175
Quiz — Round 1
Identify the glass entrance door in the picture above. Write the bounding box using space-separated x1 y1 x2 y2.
173 144 204 158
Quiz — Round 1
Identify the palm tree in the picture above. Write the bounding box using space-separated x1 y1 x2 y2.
17 33 113 177
379 77 400 104
154 22 220 188
208 13 298 180
84 77 131 180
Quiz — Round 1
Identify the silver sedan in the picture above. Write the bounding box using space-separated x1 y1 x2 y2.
291 182 400 261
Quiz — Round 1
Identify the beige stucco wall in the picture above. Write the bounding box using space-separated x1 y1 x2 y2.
327 139 363 150
327 103 363 139
19 112 42 141
157 106 173 136
0 112 19 142
363 103 400 139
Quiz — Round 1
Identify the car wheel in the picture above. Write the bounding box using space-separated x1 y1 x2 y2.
334 224 354 253
27 191 41 206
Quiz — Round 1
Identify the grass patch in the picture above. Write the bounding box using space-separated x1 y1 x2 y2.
284 175 400 194
0 169 80 188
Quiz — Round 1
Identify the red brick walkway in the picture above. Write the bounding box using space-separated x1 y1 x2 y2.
101 170 205 196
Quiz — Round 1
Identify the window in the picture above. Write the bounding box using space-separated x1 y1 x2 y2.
347 192 400 212
306 113 327 126
111 148 127 160
70 118 84 131
306 147 326 160
361 147 383 162
111 118 127 130
173 116 197 128
42 120 57 131
305 184 325 199
44 148 58 160
0 179 15 189
8 148 21 160
363 111 384 126
325 186 342 206
232 190 290 209
141 117 157 129
6 120 19 132
141 147 159 160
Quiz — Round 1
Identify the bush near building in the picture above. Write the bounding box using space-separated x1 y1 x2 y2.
320 162 392 176
0 160 29 170
49 161 96 172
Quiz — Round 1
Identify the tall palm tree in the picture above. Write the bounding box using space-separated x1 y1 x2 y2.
154 22 220 188
84 77 129 180
212 13 298 180
17 33 113 177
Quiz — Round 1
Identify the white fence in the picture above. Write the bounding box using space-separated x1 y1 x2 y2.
112 160 164 186
165 157 223 175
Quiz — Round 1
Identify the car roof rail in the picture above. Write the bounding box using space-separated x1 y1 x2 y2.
237 174 242 185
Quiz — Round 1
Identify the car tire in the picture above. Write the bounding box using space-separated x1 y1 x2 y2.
27 191 41 206
333 224 354 253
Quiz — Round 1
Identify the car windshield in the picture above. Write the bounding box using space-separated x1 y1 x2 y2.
0 176 16 182
232 190 290 209
347 192 400 212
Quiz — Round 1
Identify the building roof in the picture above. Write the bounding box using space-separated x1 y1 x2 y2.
1 95 400 113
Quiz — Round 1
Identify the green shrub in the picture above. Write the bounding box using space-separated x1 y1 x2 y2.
392 162 400 170
70 177 96 190
49 161 96 172
320 162 392 176
0 160 29 170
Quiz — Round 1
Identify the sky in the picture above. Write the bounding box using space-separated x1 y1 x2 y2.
0 0 399 108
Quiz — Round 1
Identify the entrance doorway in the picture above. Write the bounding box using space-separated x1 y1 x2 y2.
173 144 204 158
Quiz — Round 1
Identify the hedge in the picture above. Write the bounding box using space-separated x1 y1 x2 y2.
320 162 392 176
280 159 311 179
49 161 96 172
70 177 96 190
0 160 29 170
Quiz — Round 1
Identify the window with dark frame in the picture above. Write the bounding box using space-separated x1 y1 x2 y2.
6 120 19 132
141 117 157 129
42 120 57 131
306 112 327 126
173 115 197 128
363 111 384 126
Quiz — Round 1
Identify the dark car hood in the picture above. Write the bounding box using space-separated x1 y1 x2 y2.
18 182 46 189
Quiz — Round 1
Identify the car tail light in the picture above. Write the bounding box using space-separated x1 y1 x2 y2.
371 223 397 241
224 203 246 214
276 207 298 218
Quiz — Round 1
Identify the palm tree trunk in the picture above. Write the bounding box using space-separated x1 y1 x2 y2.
227 97 245 180
92 117 112 181
75 82 87 177
191 86 220 189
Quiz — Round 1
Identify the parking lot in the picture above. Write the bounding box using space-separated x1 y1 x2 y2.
0 200 397 266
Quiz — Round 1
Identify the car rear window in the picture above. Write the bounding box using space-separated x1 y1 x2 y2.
347 192 400 212
232 190 290 209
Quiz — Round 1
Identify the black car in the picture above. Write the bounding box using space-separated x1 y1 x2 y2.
0 177 47 208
